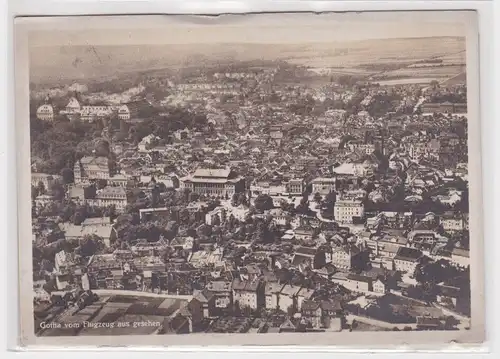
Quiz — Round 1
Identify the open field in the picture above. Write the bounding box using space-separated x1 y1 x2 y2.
374 65 465 79
31 36 465 84
374 78 442 86
440 71 467 86
436 51 466 64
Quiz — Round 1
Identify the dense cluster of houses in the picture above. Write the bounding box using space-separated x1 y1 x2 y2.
31 64 470 333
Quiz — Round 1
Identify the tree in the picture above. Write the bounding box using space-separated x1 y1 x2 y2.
71 208 87 225
322 191 337 213
60 168 74 184
188 192 200 203
238 192 248 207
96 179 108 190
212 214 221 226
254 194 274 212
231 193 240 206
414 258 456 285
80 234 103 257
37 181 46 195
31 185 39 201
295 194 310 214
179 209 191 224
313 192 322 204
103 205 117 220
95 139 110 157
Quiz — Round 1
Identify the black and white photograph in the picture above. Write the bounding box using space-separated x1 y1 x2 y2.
14 11 484 346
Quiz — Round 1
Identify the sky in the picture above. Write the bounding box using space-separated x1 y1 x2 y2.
24 12 471 83
27 12 470 47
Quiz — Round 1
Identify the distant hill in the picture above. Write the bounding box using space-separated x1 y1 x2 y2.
29 36 465 84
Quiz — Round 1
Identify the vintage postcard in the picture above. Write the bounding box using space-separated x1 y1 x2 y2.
14 11 484 348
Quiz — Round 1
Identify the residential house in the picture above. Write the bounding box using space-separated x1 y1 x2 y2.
31 173 63 189
345 274 373 292
138 134 160 152
169 236 194 251
393 247 423 273
139 207 175 222
87 186 128 211
407 230 440 251
311 177 336 196
205 207 227 225
205 281 233 314
156 174 179 189
334 200 364 224
450 248 470 267
74 156 112 184
267 208 290 227
53 250 77 290
279 319 298 333
189 289 216 323
314 263 337 279
277 284 301 313
302 300 343 329
264 282 283 310
291 246 327 271
250 180 286 196
331 245 365 271
130 238 168 256
35 194 56 207
440 212 465 232
294 225 315 242
286 178 305 196
372 278 388 294
296 287 315 311
59 217 117 247
232 278 265 310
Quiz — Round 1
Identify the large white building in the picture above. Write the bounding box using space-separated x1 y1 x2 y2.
311 177 336 196
118 105 131 120
80 105 113 122
74 156 112 184
60 97 139 122
87 186 128 212
64 97 81 114
180 168 245 198
334 199 364 223
31 172 62 189
36 104 54 121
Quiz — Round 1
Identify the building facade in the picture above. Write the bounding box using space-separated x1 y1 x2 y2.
74 156 112 184
311 177 336 196
87 186 128 211
334 200 364 223
232 279 265 310
180 168 245 198
36 104 54 121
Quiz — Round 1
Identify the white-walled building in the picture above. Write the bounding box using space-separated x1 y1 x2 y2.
118 105 131 120
36 104 54 121
311 177 336 196
334 200 364 223
64 97 81 113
